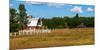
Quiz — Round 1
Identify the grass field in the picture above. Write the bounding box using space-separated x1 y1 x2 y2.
10 28 94 50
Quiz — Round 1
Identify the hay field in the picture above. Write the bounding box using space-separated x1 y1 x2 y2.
10 28 94 50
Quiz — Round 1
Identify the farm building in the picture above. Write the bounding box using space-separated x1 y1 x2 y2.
15 16 51 36
27 16 42 29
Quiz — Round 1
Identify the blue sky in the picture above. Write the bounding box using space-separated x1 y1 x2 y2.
10 0 95 18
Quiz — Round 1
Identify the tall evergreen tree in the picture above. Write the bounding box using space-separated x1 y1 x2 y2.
74 13 79 18
18 4 28 29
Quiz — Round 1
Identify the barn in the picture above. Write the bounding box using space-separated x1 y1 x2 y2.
27 16 42 29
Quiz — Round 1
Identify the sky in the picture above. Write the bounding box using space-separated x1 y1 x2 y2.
10 0 95 18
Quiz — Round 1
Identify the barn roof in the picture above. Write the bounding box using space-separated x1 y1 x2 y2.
27 18 39 27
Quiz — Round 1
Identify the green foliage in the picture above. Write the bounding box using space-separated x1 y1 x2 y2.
18 4 28 29
43 14 94 29
74 13 79 18
10 8 19 32
43 17 66 29
10 4 28 32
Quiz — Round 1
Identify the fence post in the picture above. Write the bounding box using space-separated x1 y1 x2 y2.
14 32 16 36
18 32 21 35
10 33 12 36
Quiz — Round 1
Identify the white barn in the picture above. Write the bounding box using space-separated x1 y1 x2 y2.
27 16 42 29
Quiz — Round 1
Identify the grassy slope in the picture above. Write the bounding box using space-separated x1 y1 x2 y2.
10 28 94 50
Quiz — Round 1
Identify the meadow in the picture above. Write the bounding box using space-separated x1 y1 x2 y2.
10 28 94 50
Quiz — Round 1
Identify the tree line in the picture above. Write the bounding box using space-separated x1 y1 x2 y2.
42 13 94 29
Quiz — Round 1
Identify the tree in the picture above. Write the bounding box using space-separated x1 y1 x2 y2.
67 13 80 28
18 4 28 29
10 4 28 32
74 13 79 18
10 8 21 32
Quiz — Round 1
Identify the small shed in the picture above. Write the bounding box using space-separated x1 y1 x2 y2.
77 23 86 28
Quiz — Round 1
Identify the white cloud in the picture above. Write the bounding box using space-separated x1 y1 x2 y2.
70 6 83 13
47 3 66 8
87 7 94 12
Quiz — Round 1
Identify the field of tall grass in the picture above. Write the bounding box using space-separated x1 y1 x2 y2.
10 28 94 50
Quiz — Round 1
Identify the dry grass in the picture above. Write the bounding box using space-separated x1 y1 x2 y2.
10 28 94 50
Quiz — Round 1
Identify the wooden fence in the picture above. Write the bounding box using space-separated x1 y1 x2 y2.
10 29 51 36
